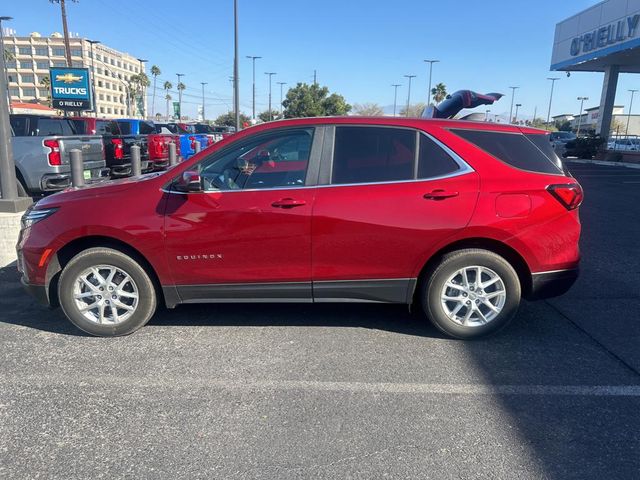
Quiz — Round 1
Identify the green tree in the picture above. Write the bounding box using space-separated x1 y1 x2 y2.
399 103 426 117
39 75 51 107
3 48 14 62
431 83 447 104
126 73 150 118
353 103 384 116
282 83 351 118
150 65 161 118
165 93 172 120
258 109 281 122
555 119 572 132
215 111 250 127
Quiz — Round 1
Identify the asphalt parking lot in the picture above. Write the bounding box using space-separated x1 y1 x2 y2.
1 161 639 479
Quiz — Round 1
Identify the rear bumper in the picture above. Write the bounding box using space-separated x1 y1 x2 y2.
528 268 579 300
21 276 51 307
40 167 110 191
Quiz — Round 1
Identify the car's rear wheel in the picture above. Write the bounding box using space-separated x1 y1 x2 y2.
58 247 157 336
422 249 521 339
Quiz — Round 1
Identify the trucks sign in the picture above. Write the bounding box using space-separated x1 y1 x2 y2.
49 67 92 111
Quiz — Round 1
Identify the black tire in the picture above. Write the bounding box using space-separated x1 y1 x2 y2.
58 247 157 336
422 249 521 339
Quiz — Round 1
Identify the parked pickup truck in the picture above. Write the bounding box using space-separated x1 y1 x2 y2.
70 117 149 177
116 119 180 168
9 114 108 196
154 123 208 159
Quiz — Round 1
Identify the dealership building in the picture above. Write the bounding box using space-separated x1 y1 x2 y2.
552 0 640 138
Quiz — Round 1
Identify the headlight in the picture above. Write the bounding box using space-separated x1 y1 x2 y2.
21 207 58 229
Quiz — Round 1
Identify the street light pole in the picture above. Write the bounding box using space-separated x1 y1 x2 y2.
508 86 519 123
423 59 439 106
391 84 401 117
200 82 207 121
546 77 560 130
233 0 240 130
87 40 100 118
626 89 637 139
576 96 588 137
514 103 522 123
246 56 261 120
176 73 184 120
485 109 490 121
265 72 276 120
404 74 416 117
277 81 286 116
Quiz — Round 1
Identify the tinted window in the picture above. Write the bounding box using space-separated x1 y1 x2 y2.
451 129 562 175
96 121 119 135
10 116 28 136
139 121 155 135
195 129 313 191
194 124 211 134
332 127 415 184
35 118 75 136
118 122 132 135
525 134 565 173
418 134 460 178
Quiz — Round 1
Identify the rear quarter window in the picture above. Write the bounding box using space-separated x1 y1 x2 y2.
450 129 562 175
139 121 155 134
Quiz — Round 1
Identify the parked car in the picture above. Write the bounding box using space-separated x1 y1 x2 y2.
17 117 582 339
549 131 576 157
115 119 181 170
70 117 149 177
9 114 108 196
607 137 640 151
154 123 208 159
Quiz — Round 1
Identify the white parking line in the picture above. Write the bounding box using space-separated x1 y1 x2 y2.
2 376 640 397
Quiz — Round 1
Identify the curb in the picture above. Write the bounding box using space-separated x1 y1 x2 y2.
565 159 640 170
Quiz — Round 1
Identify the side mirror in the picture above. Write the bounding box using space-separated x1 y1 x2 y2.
175 170 202 192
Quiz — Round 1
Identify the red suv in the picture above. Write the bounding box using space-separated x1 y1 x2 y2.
17 117 582 338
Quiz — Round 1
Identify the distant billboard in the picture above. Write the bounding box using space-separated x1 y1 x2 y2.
49 67 92 111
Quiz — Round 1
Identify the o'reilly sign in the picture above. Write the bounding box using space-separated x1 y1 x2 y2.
570 14 640 56
49 67 92 110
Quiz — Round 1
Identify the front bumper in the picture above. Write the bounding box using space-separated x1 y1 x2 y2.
21 276 51 307
529 268 579 300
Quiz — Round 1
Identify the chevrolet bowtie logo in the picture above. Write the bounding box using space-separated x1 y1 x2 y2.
55 73 83 84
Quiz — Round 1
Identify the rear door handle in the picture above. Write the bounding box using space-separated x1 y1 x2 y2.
271 198 307 209
423 190 459 200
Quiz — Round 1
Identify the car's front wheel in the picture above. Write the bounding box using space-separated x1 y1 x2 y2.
58 247 157 336
422 249 521 339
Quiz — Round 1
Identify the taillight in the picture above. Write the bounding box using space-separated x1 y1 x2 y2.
189 135 196 151
111 138 124 160
547 183 583 210
43 139 61 166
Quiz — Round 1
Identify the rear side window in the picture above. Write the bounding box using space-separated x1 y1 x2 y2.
332 127 415 184
10 116 28 136
118 122 132 134
451 129 562 175
418 134 460 178
96 121 119 135
525 134 564 172
139 121 155 134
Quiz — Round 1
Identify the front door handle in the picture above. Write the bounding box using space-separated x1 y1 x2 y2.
423 189 459 200
271 198 307 209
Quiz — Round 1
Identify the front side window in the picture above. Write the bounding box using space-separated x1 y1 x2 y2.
193 129 313 192
332 126 415 185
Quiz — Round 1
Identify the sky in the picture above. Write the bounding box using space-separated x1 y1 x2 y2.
4 0 640 120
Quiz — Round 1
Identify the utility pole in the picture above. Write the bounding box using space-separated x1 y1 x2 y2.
277 81 287 116
576 96 588 136
313 70 317 85
87 40 100 117
233 0 240 130
0 14 31 212
176 73 184 120
391 84 401 117
546 77 560 130
533 105 537 123
514 103 522 123
265 72 276 120
404 74 416 117
200 82 207 121
53 0 73 67
424 59 439 105
626 89 637 139
0 17 13 114
508 86 519 123
246 55 261 120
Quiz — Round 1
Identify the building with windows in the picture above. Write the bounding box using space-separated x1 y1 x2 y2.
3 31 146 118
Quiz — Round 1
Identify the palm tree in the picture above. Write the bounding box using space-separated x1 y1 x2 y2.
165 93 172 121
431 83 447 105
3 48 14 62
176 82 186 120
39 75 52 107
150 65 161 118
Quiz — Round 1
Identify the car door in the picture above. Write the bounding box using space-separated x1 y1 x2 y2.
163 126 321 302
311 125 479 303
